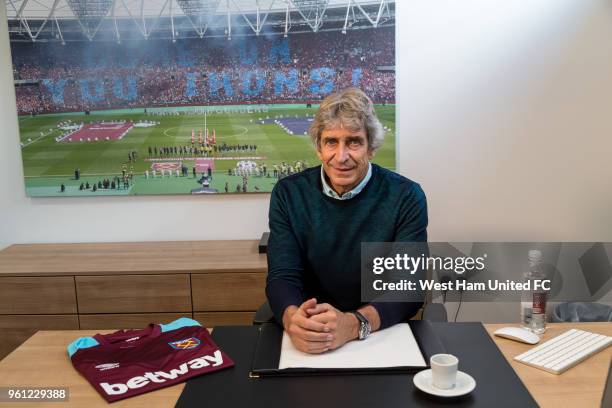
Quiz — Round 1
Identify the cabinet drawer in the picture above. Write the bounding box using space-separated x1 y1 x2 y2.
0 277 76 314
76 274 191 313
79 313 193 329
194 312 255 327
192 273 266 311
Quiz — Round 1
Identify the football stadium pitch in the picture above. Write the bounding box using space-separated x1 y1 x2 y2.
18 104 396 196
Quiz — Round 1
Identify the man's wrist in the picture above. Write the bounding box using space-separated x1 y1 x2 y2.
357 305 381 332
346 312 360 341
282 305 298 331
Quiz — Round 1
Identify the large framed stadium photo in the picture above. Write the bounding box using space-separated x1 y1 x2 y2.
7 0 396 196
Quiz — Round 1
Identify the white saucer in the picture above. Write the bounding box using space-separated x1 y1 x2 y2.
413 369 476 397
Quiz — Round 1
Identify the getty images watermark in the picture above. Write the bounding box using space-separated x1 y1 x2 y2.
360 242 612 303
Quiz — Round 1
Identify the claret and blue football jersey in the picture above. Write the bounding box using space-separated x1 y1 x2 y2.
68 318 234 403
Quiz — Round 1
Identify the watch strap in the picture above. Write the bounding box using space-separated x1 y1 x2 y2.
350 310 371 340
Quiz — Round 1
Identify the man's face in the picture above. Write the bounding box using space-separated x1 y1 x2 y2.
317 124 372 195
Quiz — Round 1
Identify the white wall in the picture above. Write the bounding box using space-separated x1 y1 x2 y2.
394 0 612 321
2 0 612 251
397 0 612 242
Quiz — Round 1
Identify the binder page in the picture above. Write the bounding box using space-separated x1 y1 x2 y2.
279 323 426 369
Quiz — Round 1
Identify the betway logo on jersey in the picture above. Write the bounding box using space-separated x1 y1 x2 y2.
100 349 224 396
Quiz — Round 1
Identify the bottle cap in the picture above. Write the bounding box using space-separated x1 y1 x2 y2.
528 250 542 261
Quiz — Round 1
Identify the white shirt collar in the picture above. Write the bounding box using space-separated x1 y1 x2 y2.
320 162 372 200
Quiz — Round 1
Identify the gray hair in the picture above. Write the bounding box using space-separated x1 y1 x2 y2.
308 88 384 152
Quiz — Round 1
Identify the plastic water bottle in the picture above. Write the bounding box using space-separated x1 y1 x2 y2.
521 250 546 333
529 250 547 334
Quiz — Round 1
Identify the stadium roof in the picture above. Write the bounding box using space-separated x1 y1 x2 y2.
6 0 395 42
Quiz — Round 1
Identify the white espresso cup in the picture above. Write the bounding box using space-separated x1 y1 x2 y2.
430 353 459 390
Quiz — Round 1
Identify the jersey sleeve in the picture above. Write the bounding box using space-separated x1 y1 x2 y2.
67 337 100 358
159 317 202 332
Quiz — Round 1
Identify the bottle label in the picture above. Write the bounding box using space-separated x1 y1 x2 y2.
532 293 547 314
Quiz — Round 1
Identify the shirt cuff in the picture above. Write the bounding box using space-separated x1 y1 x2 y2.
265 279 304 325
370 301 423 330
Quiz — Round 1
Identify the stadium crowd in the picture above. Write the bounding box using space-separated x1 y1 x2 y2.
11 28 395 114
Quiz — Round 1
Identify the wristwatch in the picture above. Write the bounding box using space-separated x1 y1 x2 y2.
350 311 371 340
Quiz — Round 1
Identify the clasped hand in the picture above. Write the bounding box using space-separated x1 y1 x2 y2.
282 298 357 354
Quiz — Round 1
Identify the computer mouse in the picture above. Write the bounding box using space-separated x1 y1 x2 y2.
493 327 540 344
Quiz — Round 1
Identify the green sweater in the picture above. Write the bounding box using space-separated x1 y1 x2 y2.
266 164 428 329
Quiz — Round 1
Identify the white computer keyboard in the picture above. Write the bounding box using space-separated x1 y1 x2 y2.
514 329 612 374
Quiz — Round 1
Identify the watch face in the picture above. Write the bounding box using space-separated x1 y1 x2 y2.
352 311 371 340
359 321 371 340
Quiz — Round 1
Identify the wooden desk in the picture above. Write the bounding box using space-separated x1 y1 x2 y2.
0 330 183 408
0 323 609 407
485 322 611 408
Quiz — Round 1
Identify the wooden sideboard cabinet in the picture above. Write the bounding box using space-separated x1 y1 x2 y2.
0 240 267 361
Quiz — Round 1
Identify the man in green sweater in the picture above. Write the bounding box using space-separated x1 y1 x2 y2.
266 88 428 354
